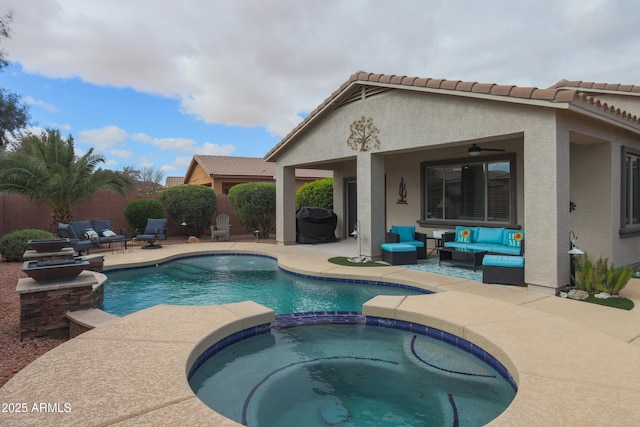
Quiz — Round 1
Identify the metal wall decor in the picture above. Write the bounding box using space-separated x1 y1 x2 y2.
347 116 380 152
397 176 407 204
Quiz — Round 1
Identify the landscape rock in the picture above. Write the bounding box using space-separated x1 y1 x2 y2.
594 292 611 299
567 289 589 301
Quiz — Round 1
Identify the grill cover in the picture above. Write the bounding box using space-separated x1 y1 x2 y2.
295 207 338 244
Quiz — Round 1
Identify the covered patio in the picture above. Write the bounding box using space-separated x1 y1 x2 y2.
265 72 640 295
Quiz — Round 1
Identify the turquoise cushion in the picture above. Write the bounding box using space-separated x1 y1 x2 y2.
503 229 525 248
490 245 522 255
381 243 416 253
391 226 415 242
482 255 524 268
476 227 505 244
444 241 467 249
403 240 425 248
466 243 493 252
455 226 476 243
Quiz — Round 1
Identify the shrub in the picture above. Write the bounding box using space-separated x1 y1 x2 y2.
160 185 216 237
0 229 56 262
573 254 634 295
296 177 333 211
228 182 276 238
124 198 164 234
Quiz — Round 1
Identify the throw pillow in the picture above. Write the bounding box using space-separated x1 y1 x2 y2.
84 228 99 240
102 229 117 237
503 230 525 247
455 226 473 243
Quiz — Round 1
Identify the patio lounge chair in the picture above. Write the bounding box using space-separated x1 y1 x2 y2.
91 219 127 248
57 223 98 255
135 218 168 249
210 214 231 241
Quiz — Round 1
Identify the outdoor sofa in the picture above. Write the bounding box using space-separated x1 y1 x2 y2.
443 226 525 286
442 226 524 256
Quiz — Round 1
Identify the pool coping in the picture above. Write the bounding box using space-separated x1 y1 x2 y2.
1 241 640 425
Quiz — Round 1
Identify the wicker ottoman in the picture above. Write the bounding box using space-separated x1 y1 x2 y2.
482 255 525 286
381 243 417 265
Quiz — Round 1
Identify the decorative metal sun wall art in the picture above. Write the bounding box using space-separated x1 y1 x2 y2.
346 116 380 152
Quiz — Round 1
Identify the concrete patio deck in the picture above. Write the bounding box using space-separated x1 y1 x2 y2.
1 241 640 426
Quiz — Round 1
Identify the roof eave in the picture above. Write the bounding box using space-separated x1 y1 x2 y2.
264 80 571 161
568 102 640 135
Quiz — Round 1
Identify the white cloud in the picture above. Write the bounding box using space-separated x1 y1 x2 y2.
4 0 640 141
108 149 134 159
77 125 127 151
24 96 58 113
130 132 152 143
159 164 177 172
198 142 236 156
147 137 196 151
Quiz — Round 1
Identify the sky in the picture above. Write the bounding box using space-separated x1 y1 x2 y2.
0 0 639 182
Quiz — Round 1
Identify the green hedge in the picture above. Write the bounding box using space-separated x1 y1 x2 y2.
0 229 56 262
296 177 333 211
161 185 217 237
124 198 165 234
228 182 276 238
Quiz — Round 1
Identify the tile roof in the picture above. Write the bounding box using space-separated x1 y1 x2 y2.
164 176 185 187
265 72 640 160
189 155 331 179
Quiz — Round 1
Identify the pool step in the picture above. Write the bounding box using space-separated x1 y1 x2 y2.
66 308 119 338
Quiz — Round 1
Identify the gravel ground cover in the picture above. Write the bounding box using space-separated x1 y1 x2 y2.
0 261 65 387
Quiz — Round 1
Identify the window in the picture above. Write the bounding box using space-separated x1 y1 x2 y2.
623 148 640 227
422 156 514 224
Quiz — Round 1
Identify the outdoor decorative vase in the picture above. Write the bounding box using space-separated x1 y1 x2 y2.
22 259 90 283
27 238 71 253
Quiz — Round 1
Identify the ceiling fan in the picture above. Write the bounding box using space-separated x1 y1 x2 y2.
467 143 506 156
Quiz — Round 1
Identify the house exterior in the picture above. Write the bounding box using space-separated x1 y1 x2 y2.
183 155 331 194
264 71 640 295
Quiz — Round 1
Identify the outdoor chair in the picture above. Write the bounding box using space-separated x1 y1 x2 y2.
210 213 231 241
135 218 168 249
385 225 427 259
91 219 127 247
57 222 98 255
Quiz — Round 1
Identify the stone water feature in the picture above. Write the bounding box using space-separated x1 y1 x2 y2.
16 239 106 340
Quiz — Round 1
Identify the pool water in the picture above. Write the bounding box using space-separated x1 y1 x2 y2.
189 323 516 427
101 255 426 316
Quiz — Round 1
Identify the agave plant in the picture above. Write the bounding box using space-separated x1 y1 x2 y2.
573 254 633 295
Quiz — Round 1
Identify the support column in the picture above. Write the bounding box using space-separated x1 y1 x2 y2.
333 167 346 239
275 165 296 246
523 123 571 294
357 152 385 259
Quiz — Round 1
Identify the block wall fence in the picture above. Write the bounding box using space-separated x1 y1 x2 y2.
0 190 243 239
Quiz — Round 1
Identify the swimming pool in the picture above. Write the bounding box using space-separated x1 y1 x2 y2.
101 254 427 316
189 321 516 426
104 253 516 426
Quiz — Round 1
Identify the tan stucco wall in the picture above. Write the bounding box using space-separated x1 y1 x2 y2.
185 164 213 186
273 87 640 290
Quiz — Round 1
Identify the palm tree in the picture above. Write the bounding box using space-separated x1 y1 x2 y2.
0 128 132 231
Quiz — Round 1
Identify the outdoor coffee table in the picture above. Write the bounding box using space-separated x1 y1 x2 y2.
438 247 488 272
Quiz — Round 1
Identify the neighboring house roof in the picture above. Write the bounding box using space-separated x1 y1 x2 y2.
265 71 640 161
184 155 331 182
164 176 185 187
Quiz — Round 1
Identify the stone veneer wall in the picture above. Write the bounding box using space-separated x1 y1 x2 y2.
19 281 104 340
